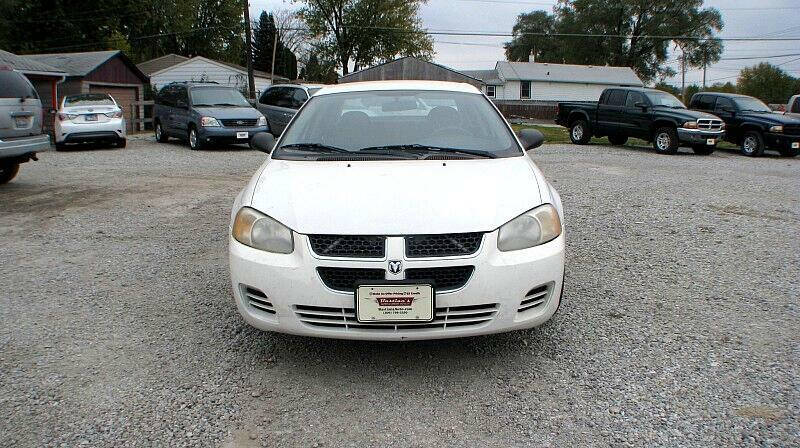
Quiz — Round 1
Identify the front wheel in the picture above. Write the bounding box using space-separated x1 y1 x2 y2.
116 138 127 148
569 120 591 145
155 122 168 143
740 131 764 157
0 163 20 184
692 145 715 155
653 127 679 154
608 134 628 146
188 127 203 150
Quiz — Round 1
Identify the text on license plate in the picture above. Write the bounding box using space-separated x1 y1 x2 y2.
792 142 799 149
237 132 249 139
85 114 97 121
706 139 716 145
355 284 434 322
14 117 28 128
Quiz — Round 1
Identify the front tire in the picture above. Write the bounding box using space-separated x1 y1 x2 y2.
155 122 168 143
569 119 591 145
653 127 679 154
0 163 20 184
692 145 715 155
740 131 764 157
608 134 628 146
116 138 127 148
188 127 203 150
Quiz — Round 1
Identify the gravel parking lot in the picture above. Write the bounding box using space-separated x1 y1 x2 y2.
1 138 798 447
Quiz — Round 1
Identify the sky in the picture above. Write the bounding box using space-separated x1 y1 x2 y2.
250 0 800 87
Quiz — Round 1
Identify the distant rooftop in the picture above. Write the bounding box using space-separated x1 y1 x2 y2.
496 61 643 86
137 53 189 75
24 50 121 77
0 48 65 75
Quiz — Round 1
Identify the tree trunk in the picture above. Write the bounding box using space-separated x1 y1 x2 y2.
341 54 350 76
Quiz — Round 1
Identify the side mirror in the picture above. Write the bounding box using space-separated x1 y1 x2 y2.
634 102 648 111
251 132 276 153
518 128 544 151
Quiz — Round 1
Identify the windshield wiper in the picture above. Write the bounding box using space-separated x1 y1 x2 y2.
212 103 243 107
278 143 351 154
359 144 498 159
192 103 213 107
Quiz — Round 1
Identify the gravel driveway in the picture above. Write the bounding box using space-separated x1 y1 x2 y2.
1 138 798 447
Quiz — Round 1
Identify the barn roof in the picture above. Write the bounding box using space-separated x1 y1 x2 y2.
339 57 484 86
496 61 643 86
137 53 189 75
0 48 65 76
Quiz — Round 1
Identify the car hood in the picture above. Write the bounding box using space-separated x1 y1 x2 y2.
193 107 263 119
739 111 800 125
662 108 719 121
249 157 543 235
61 105 118 114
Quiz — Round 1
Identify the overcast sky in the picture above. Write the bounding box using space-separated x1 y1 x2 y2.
250 0 800 86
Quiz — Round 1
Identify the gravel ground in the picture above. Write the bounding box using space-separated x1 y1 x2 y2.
1 138 798 447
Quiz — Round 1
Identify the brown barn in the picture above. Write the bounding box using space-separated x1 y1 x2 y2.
338 57 484 89
24 51 149 131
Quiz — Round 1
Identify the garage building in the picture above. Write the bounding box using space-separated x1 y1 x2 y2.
24 50 149 131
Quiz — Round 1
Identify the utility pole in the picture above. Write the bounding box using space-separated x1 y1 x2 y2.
681 51 686 102
270 29 278 84
243 0 256 100
703 61 707 88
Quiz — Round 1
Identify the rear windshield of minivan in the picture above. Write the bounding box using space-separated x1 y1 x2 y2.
0 71 38 99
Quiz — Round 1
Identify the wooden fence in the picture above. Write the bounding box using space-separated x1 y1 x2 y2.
492 100 558 122
128 100 154 131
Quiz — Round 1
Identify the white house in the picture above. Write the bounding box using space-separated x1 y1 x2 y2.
463 61 643 102
138 54 288 96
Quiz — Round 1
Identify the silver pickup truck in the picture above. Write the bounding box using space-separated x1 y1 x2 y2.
0 67 50 184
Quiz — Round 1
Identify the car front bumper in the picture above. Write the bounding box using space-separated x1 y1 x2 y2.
198 126 269 144
677 128 725 145
229 231 565 341
0 134 50 159
55 118 126 143
764 132 800 150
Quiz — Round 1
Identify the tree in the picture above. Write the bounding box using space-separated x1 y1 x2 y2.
300 52 337 83
738 63 799 104
298 0 434 75
252 11 298 80
504 0 724 83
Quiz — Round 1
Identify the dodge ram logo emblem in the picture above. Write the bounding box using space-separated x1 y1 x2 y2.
388 260 402 275
236 120 244 125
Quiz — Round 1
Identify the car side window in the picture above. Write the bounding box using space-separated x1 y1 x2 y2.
793 98 800 113
290 89 309 109
157 86 174 107
607 90 626 106
695 95 714 111
714 97 734 113
260 87 280 106
175 86 188 107
625 91 644 108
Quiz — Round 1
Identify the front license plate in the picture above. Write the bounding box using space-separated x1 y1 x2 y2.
706 139 716 145
355 284 434 323
792 142 799 149
85 114 98 121
237 132 249 139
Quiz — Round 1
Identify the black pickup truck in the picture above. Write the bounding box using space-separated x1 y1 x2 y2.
689 92 800 157
555 87 725 155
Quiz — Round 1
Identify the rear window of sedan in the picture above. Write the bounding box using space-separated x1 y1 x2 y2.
64 94 115 107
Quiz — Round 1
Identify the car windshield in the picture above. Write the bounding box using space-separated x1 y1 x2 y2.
646 91 686 109
190 87 250 107
273 90 521 159
733 97 771 112
64 94 114 107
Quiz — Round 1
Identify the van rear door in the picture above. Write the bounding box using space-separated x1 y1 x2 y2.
0 70 43 139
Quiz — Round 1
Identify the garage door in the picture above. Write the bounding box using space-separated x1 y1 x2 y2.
88 85 138 132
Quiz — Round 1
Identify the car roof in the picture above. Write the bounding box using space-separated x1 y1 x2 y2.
315 80 482 96
694 92 749 98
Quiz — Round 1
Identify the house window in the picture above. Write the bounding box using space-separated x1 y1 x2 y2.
486 85 496 97
520 81 531 99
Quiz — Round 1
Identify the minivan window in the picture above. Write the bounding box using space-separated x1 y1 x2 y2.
190 87 249 107
64 94 114 107
274 90 521 159
0 71 38 99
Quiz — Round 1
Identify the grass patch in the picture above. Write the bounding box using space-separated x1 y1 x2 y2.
512 123 739 150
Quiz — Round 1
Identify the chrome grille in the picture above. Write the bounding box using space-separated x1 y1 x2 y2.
294 303 498 331
221 118 259 127
405 233 483 258
518 284 550 313
309 235 385 258
697 118 724 131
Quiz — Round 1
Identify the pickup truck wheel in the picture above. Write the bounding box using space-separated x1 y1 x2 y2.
608 135 628 146
653 127 679 154
740 131 764 157
692 145 715 155
569 120 591 145
778 146 799 157
0 163 20 184
154 122 169 143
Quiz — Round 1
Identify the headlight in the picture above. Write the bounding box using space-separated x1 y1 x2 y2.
682 121 698 129
232 207 293 253
200 116 221 127
497 204 561 252
257 116 267 127
769 125 783 133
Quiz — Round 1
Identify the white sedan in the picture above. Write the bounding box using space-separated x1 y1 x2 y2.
229 81 565 341
54 93 126 150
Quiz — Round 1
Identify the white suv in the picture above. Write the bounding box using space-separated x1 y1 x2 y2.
229 81 565 340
